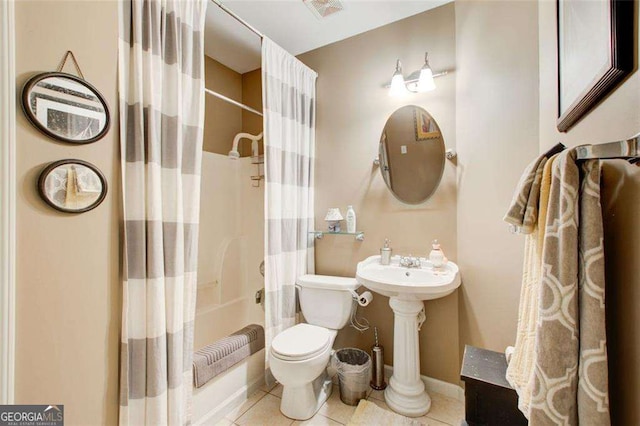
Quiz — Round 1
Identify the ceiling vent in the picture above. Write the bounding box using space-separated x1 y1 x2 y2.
303 0 345 19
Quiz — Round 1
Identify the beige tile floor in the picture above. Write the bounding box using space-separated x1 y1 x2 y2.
211 382 464 426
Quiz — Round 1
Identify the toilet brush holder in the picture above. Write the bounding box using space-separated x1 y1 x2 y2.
370 327 387 390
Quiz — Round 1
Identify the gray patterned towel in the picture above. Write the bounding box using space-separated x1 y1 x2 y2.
503 154 548 234
193 324 265 388
528 150 609 425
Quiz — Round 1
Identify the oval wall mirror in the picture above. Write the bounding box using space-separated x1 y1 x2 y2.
38 159 107 213
379 105 445 204
21 72 110 144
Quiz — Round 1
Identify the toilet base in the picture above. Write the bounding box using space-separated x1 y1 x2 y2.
280 371 333 420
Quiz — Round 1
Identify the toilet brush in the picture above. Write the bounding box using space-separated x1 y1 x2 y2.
370 327 387 390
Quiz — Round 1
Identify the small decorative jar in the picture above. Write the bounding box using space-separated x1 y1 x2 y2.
325 208 344 233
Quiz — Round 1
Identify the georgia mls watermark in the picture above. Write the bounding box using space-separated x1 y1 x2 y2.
0 405 64 426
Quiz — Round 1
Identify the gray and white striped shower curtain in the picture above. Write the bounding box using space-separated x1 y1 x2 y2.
118 0 207 424
262 37 317 374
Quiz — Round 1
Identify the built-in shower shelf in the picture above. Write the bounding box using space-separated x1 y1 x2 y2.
310 231 364 241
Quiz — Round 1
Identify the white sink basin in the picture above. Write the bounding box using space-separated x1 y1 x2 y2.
355 254 462 417
356 255 461 300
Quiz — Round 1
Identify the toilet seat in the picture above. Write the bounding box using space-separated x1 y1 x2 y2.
271 324 332 362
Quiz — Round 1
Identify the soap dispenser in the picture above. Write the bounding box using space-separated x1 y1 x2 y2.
380 239 392 265
429 239 447 269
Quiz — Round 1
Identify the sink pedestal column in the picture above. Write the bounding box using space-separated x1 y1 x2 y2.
384 297 430 417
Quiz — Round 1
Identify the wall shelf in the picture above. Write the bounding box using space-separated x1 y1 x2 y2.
310 231 364 241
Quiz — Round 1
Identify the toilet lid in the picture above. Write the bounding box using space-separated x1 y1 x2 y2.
271 324 332 361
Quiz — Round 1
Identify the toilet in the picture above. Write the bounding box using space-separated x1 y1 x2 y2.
269 274 360 420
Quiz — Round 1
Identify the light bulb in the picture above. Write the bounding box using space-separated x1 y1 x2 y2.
416 52 436 92
388 59 408 97
416 67 436 92
389 73 408 97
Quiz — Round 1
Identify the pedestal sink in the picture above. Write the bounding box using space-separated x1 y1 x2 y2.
356 255 461 417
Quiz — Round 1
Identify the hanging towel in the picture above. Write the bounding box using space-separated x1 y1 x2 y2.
537 154 558 254
527 151 609 425
192 324 265 388
504 143 565 234
503 155 548 234
505 153 558 418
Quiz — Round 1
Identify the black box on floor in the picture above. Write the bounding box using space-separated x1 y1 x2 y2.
460 345 528 426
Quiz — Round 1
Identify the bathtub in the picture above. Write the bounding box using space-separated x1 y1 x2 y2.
193 152 266 424
192 348 265 425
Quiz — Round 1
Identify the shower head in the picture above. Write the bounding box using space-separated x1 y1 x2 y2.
229 132 264 160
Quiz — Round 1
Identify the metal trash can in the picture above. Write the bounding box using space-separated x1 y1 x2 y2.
333 348 372 406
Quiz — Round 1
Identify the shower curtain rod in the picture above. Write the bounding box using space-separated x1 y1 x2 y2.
210 0 264 39
204 88 264 117
205 1 264 117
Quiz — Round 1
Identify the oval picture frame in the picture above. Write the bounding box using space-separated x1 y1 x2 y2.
21 72 111 144
38 159 108 213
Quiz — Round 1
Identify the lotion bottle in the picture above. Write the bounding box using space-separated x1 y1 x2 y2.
429 240 447 269
346 205 357 233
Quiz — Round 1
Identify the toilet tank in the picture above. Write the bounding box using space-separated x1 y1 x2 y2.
296 275 360 330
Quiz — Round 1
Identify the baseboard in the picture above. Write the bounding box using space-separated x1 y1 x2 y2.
383 364 464 402
332 363 464 401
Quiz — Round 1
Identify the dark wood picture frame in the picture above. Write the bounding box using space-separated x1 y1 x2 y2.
21 72 111 144
38 159 108 213
556 0 635 132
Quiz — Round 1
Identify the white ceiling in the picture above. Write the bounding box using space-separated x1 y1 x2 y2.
204 0 452 74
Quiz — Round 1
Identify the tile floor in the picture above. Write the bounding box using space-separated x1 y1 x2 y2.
211 382 464 426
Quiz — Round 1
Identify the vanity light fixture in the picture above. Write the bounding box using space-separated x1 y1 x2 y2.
386 52 447 96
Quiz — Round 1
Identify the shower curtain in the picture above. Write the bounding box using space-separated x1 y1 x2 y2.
118 0 207 424
262 37 317 377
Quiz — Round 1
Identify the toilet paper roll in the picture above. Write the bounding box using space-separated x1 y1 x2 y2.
357 291 373 307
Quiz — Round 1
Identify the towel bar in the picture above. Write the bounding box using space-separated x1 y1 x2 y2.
575 134 639 161
544 134 640 163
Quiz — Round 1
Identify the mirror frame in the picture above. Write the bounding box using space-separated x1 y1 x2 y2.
21 72 111 144
37 159 108 213
378 105 445 205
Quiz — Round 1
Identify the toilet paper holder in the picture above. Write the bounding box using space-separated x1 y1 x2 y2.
349 289 373 307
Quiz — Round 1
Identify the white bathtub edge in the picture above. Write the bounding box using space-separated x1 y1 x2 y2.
193 349 266 425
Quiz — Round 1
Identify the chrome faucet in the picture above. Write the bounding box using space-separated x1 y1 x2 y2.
399 255 421 268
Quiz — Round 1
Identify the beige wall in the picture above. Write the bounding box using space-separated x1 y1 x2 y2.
242 68 264 155
203 57 243 155
299 4 460 384
538 1 640 423
15 1 120 425
455 0 540 359
203 57 263 157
